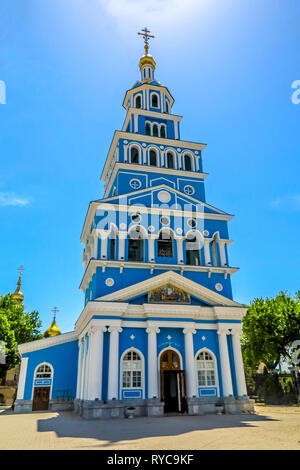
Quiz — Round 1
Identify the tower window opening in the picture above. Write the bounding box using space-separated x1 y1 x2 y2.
165 101 169 113
160 125 166 138
109 236 116 261
145 122 151 136
135 95 141 109
186 235 201 266
153 124 159 137
130 147 139 164
150 149 157 166
167 152 174 169
158 230 173 257
151 94 159 108
128 228 144 262
184 154 192 171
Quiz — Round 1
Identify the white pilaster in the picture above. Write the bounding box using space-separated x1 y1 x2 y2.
217 328 233 397
146 327 160 398
174 121 179 139
177 238 184 264
204 239 212 266
148 236 155 262
79 336 87 399
183 328 197 397
76 339 83 399
219 240 227 267
87 326 107 400
83 334 92 400
118 232 126 260
16 357 28 400
107 326 122 400
100 235 108 260
124 143 128 162
92 235 98 259
231 329 248 396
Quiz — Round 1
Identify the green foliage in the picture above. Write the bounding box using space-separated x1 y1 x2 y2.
0 294 42 377
241 291 300 370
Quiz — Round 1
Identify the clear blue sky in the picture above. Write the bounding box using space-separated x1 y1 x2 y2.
0 0 299 334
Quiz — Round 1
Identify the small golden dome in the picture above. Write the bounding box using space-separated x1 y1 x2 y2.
139 46 156 72
12 267 24 305
44 308 61 338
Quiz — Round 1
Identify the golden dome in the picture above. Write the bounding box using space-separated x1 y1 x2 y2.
44 312 61 338
139 45 156 72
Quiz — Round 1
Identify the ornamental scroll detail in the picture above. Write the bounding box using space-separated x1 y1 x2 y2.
148 284 190 304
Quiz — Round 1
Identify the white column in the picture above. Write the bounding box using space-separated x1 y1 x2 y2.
183 328 197 397
146 327 160 398
79 336 87 399
217 329 233 397
83 334 92 400
100 234 108 260
177 238 184 264
92 235 98 259
76 339 83 399
107 326 122 400
148 236 155 262
118 233 126 260
16 357 28 400
219 240 227 266
134 114 138 133
87 326 107 400
231 330 248 396
174 121 179 139
204 239 212 265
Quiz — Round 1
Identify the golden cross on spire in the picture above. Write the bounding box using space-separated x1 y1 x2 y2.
138 27 155 55
52 306 59 319
18 265 24 276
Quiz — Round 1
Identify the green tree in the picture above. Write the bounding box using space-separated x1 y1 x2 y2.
241 291 300 370
0 294 42 379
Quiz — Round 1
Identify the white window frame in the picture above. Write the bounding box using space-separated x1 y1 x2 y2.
195 348 219 396
120 348 145 399
31 362 54 401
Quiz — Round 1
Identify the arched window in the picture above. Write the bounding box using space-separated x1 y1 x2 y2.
158 229 173 257
128 226 144 262
150 149 157 166
122 350 142 388
109 228 117 261
135 95 141 109
152 124 159 137
167 152 174 169
184 154 192 171
160 125 166 138
165 101 169 113
151 94 158 108
130 147 139 164
35 364 52 379
196 351 216 387
185 234 201 266
145 122 151 136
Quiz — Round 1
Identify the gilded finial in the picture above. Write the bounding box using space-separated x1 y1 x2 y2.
137 27 156 74
44 306 61 338
12 266 24 304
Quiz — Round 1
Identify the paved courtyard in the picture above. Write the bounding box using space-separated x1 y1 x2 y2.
0 405 299 450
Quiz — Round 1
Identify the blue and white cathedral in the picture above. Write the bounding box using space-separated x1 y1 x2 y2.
15 31 254 417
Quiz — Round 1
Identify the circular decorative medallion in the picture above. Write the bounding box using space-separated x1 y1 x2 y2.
106 278 114 287
160 216 170 226
203 230 210 236
160 145 164 149
157 190 171 203
177 148 181 152
184 185 195 196
176 227 183 235
142 143 147 147
130 178 142 190
120 223 126 230
187 218 197 228
215 283 223 292
148 225 155 232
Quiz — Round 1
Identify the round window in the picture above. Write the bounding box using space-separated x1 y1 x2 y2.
160 216 170 226
187 218 197 228
130 179 142 190
184 185 195 196
131 213 141 223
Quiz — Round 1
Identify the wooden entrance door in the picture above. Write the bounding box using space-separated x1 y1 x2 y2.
160 350 187 413
32 387 50 411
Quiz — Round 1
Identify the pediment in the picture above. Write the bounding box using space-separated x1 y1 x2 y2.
97 271 241 307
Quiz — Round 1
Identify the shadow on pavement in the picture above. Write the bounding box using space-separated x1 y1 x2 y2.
35 411 277 447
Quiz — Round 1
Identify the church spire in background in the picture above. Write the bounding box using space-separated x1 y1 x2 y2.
44 306 61 338
12 266 24 305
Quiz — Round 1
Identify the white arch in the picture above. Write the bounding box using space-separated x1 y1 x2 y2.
165 148 177 169
128 223 148 239
148 146 160 167
158 346 183 399
129 143 142 165
194 347 220 397
134 93 142 108
160 123 167 139
120 347 145 399
183 152 195 171
31 362 54 401
150 91 160 109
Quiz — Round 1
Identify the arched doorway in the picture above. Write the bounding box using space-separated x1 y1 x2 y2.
32 363 52 411
160 349 187 413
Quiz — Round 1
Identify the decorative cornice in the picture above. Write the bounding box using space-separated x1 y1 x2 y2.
18 331 78 355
